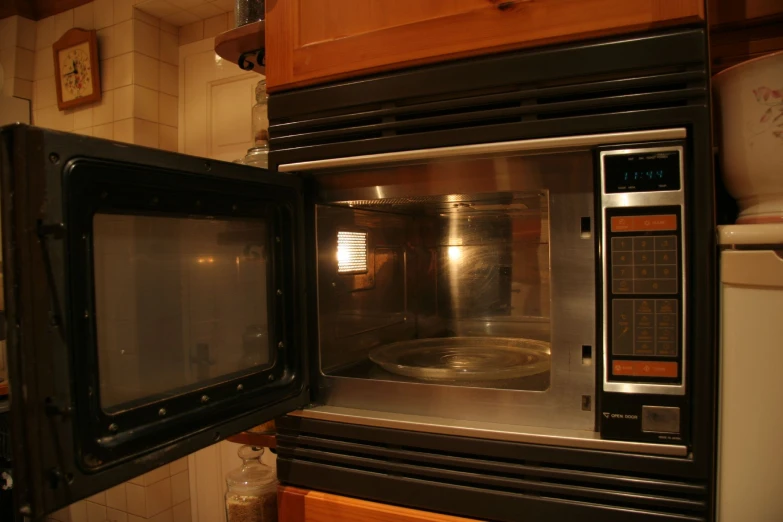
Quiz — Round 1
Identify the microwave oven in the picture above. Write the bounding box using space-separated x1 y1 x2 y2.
0 28 716 521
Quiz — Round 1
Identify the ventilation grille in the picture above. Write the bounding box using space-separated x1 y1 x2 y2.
270 69 707 154
276 424 709 521
337 231 368 274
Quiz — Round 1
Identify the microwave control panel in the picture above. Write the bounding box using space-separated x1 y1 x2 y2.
600 146 686 397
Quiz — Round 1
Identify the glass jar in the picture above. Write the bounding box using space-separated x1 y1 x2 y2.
252 80 269 148
235 0 265 27
225 445 278 522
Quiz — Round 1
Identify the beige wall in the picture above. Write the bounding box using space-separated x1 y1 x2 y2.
31 0 178 150
0 15 36 100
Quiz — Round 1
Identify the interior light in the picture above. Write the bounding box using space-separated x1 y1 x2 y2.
337 231 368 274
447 246 463 261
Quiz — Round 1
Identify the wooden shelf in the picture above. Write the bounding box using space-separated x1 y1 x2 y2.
215 20 265 73
226 431 276 449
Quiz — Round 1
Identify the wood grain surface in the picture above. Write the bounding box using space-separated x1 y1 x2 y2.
265 0 704 92
279 486 482 522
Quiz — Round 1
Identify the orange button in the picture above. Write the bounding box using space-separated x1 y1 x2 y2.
611 215 677 233
612 361 678 378
634 215 677 231
611 217 633 232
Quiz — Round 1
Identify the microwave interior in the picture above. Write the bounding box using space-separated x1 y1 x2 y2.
310 150 596 433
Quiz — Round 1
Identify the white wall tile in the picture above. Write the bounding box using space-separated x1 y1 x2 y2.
94 122 114 139
169 0 202 9
33 47 54 80
133 53 159 90
17 16 37 51
125 482 146 517
159 124 177 151
15 47 35 80
87 490 106 506
0 16 16 50
54 10 74 41
94 88 115 124
114 85 134 120
203 13 227 38
134 85 159 122
211 0 235 13
159 92 177 126
113 52 133 87
0 49 16 80
94 0 115 30
168 457 188 476
159 61 177 96
170 470 189 505
106 508 128 522
12 77 33 99
134 20 160 58
74 126 94 136
160 20 178 35
115 0 136 24
190 3 222 19
73 105 94 129
32 77 56 109
178 21 202 46
136 0 180 20
106 484 127 511
36 16 54 50
70 501 88 522
143 475 172 516
74 3 95 30
85 501 106 522
133 7 160 27
49 506 72 522
97 25 118 59
115 20 134 56
163 11 198 26
171 500 191 522
101 57 116 90
159 30 178 65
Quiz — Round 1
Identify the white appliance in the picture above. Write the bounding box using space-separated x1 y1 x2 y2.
718 224 783 521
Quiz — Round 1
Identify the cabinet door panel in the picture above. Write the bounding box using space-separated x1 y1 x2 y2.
266 0 704 92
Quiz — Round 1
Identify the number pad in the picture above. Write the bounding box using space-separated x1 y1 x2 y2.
612 298 679 357
611 235 677 295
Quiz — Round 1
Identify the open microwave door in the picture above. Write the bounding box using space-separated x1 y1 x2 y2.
0 124 309 519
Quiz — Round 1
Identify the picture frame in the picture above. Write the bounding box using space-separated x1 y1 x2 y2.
52 28 101 111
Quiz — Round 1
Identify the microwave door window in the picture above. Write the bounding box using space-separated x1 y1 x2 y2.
93 214 273 412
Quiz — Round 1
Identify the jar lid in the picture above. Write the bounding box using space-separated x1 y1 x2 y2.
225 446 276 493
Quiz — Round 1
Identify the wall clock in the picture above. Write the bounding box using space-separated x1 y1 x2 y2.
52 28 101 110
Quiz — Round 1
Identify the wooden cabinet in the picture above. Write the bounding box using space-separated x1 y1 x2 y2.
278 486 481 522
708 0 783 73
265 0 704 92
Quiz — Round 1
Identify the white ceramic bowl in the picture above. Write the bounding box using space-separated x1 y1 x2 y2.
713 50 783 223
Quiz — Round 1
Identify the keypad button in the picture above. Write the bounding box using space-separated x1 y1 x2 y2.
633 237 655 251
655 251 676 264
634 279 677 294
654 236 677 251
635 342 655 356
656 341 678 357
634 266 654 279
634 251 653 265
612 251 632 265
655 265 677 279
656 313 676 328
634 300 654 314
657 327 676 343
655 299 677 314
612 299 634 355
613 266 632 279
612 237 633 251
613 279 632 294
635 327 654 342
636 313 653 328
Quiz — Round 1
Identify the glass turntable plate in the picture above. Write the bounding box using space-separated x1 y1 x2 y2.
369 337 550 381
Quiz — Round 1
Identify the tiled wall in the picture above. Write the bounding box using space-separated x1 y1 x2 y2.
47 458 191 522
31 0 178 150
0 15 36 99
178 11 235 46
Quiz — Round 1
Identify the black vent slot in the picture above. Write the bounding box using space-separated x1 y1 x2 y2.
270 69 706 152
276 420 709 522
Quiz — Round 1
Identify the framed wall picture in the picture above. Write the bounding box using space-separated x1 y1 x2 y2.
52 28 101 111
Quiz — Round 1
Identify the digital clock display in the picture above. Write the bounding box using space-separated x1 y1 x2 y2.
604 150 681 194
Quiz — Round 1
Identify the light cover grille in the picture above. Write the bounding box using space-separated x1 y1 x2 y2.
337 231 368 274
